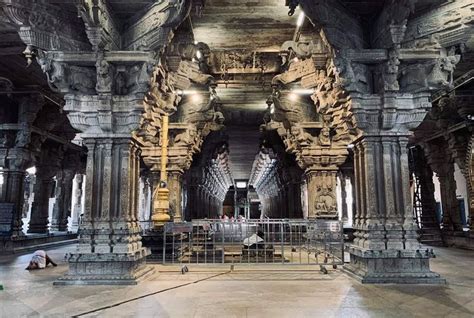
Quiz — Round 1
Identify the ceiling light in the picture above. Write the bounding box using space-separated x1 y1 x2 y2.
191 94 202 104
292 88 314 94
296 12 305 27
182 90 198 95
26 166 36 174
236 181 247 189
288 93 298 101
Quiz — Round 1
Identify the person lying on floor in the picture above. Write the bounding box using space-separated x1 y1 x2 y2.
25 250 57 270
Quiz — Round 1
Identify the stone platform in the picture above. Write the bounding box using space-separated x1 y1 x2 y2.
54 247 153 285
344 245 446 284
0 232 78 255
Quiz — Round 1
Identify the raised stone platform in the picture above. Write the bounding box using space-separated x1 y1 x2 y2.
142 228 181 263
442 231 474 250
0 232 78 255
344 245 446 284
54 248 154 285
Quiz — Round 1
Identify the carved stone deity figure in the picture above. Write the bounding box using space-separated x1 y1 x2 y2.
96 59 113 93
319 127 331 146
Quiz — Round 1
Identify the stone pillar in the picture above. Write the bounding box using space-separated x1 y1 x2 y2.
168 170 183 221
344 93 443 284
71 173 84 230
425 144 463 232
41 55 156 284
339 174 348 222
50 169 75 232
28 164 57 234
61 137 150 284
306 169 338 219
0 149 32 237
414 147 442 237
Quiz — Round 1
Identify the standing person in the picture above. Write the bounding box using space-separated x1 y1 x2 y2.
25 250 57 270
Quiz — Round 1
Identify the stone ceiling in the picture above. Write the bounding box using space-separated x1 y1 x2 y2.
1 0 472 185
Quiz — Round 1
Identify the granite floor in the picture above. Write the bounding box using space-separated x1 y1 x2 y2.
0 245 473 318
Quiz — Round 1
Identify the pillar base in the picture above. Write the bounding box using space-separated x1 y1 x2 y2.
54 247 153 285
343 245 445 284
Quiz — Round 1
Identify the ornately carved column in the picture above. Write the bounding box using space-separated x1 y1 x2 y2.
345 92 443 283
0 150 32 237
425 143 463 232
168 170 183 221
28 163 57 234
50 169 75 231
71 173 84 230
40 54 156 284
339 174 348 222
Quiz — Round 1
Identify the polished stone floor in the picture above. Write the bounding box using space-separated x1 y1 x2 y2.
0 245 473 318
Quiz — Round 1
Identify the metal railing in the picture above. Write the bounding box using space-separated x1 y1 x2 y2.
161 219 344 266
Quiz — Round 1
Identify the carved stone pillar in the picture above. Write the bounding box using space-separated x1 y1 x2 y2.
339 174 348 222
344 92 443 283
0 148 32 237
50 169 75 232
425 143 463 232
168 170 183 221
71 173 84 230
28 163 57 234
63 137 150 284
42 57 155 284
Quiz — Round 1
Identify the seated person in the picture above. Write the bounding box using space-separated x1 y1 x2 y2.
25 250 57 270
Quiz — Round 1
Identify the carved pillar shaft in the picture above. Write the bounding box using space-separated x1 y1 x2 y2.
0 147 34 237
28 165 57 234
416 151 440 229
353 136 415 250
0 169 26 236
51 169 74 231
168 170 183 221
340 174 348 222
437 164 463 232
71 173 84 229
78 138 142 253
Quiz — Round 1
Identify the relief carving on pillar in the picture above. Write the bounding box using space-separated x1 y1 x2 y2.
314 173 338 218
